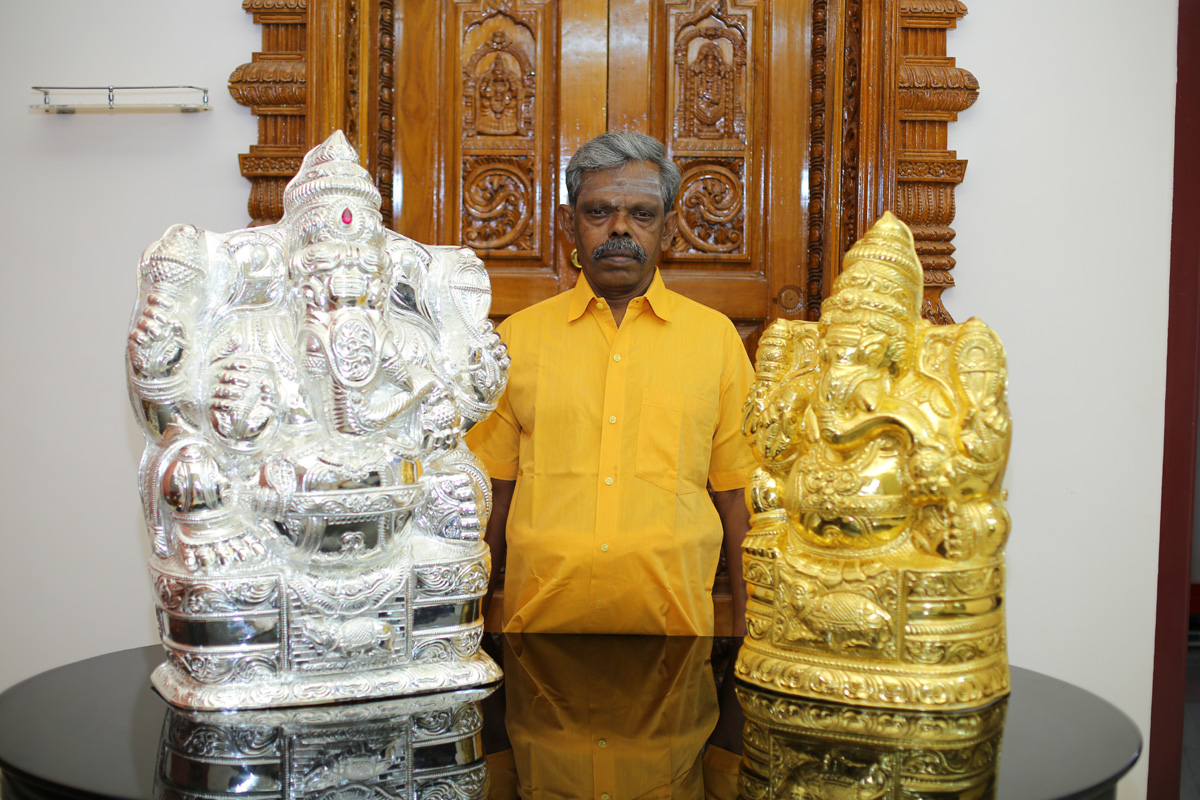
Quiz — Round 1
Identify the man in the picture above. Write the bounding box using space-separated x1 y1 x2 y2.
466 131 754 635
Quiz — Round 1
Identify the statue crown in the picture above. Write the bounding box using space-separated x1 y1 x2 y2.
823 211 922 332
282 131 382 218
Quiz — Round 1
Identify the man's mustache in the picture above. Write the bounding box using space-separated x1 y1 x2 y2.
592 238 647 264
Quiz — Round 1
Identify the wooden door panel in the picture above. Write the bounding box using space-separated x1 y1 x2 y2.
656 0 765 340
396 0 566 317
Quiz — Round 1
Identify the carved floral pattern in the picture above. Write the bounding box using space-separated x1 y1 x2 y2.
899 64 979 114
841 0 863 254
242 0 307 11
671 159 746 255
898 0 969 15
415 560 490 596
228 60 306 107
805 0 830 320
156 574 279 614
461 156 534 251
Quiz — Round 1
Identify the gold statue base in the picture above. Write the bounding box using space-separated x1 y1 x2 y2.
735 510 1009 711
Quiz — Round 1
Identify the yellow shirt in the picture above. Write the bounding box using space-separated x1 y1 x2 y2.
466 270 755 635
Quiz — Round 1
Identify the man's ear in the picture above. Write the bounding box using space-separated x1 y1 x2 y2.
556 204 576 246
661 208 679 252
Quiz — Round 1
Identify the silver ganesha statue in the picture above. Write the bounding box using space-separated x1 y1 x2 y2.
126 132 509 709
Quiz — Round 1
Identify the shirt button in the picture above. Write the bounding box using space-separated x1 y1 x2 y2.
612 354 621 362
608 415 617 424
604 476 613 485
598 739 607 748
596 300 606 309
602 795 611 800
601 543 609 552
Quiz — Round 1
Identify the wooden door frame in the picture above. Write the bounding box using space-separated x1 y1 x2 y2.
1148 0 1199 795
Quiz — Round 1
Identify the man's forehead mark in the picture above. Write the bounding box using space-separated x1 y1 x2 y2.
579 169 664 200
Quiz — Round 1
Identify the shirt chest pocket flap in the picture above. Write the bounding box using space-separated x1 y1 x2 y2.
635 386 718 494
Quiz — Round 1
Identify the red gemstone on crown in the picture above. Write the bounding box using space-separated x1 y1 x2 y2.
342 208 353 225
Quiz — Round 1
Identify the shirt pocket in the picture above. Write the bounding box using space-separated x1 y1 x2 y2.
635 386 717 495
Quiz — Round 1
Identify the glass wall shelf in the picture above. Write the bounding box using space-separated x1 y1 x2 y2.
30 85 210 114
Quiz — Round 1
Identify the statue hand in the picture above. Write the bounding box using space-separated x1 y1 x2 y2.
129 294 187 380
448 473 482 541
419 384 461 453
427 472 481 542
462 321 509 404
206 357 279 448
162 444 228 514
907 445 954 503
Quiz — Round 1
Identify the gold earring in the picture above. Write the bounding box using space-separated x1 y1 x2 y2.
570 248 582 269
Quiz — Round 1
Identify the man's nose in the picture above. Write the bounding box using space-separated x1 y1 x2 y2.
608 210 633 236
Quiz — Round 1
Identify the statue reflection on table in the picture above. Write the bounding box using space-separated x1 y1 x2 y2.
155 685 493 800
126 132 509 710
739 212 1012 711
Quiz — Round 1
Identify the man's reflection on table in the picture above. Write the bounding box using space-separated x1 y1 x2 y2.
485 635 741 800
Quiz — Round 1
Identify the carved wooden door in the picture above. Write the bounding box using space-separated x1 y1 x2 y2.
234 0 976 333
392 0 809 345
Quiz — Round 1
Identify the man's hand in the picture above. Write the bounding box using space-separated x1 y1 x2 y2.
713 487 750 636
482 478 515 626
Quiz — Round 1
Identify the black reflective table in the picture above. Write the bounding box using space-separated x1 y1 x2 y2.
0 638 1140 800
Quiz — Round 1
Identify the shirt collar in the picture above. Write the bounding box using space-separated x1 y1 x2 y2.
566 268 676 323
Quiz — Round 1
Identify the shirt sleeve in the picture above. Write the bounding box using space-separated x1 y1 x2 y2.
464 319 520 482
707 321 757 492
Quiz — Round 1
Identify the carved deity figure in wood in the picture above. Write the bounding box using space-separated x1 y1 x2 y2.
688 41 734 138
476 48 519 135
738 212 1011 710
127 132 509 709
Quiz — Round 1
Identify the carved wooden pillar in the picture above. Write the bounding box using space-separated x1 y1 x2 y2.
895 0 977 323
229 0 309 227
230 0 394 227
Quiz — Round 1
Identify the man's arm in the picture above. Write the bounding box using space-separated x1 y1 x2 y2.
482 478 515 623
712 487 750 636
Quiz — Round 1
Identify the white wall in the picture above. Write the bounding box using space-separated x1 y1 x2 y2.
0 2 1178 798
950 2 1177 798
0 3 259 683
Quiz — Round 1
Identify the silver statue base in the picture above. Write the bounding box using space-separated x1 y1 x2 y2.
151 648 501 711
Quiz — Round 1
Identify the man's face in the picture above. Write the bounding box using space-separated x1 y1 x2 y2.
556 160 679 301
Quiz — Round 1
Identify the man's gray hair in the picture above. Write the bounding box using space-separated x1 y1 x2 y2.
565 131 682 211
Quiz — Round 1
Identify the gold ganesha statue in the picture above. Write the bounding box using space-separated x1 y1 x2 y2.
737 212 1011 711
